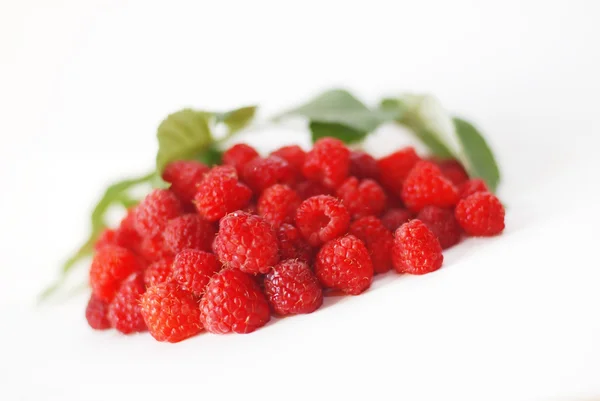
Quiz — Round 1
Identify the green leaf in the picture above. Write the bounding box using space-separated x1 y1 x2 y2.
453 117 501 192
156 109 214 174
216 106 257 135
309 122 367 144
196 145 223 166
278 89 400 132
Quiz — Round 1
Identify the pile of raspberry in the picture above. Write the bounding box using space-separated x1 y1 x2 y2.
87 137 505 342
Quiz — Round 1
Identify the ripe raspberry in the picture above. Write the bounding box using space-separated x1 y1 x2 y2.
315 235 373 295
140 282 203 343
381 208 413 232
257 184 301 228
242 155 295 194
194 165 252 222
277 223 313 264
271 145 306 180
459 178 489 199
264 260 323 315
199 268 270 334
113 208 143 252
455 192 505 236
85 295 110 330
349 150 379 179
139 234 173 263
295 195 350 247
401 161 459 212
162 160 210 203
90 245 144 302
95 228 116 251
163 214 216 254
134 189 183 238
392 219 443 275
349 216 394 274
438 159 469 187
295 180 334 200
417 206 462 249
108 272 147 334
172 249 220 296
213 211 279 274
144 257 174 287
222 143 259 174
336 177 387 219
303 137 350 189
377 147 420 196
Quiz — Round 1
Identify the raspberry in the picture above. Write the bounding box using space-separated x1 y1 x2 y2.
264 260 323 315
417 206 462 249
336 177 387 219
163 214 216 254
85 295 110 330
139 234 173 263
257 184 301 228
243 202 258 215
199 268 270 334
134 189 183 238
295 180 334 200
271 145 306 180
377 147 420 196
455 192 505 236
315 235 373 295
107 272 147 334
172 249 220 296
349 216 394 274
459 178 489 199
113 208 143 252
438 159 469 187
194 165 252 222
295 195 350 247
401 161 459 212
349 150 379 179
222 143 259 174
213 211 280 274
140 282 203 343
95 228 116 251
381 208 413 232
242 155 295 194
90 245 144 302
144 257 174 287
392 219 443 275
277 223 313 264
162 160 210 203
303 137 350 189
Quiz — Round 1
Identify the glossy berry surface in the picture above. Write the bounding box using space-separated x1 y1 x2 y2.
392 219 443 275
264 260 323 315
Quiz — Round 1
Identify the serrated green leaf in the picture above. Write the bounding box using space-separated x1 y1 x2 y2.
156 109 214 174
309 121 367 144
453 117 501 192
216 106 257 135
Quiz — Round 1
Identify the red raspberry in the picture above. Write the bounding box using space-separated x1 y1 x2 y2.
199 268 270 334
172 249 220 297
144 257 174 287
95 228 116 251
417 206 462 249
315 235 373 295
295 180 334 200
107 272 147 334
401 161 459 212
139 234 173 263
257 184 301 228
140 282 203 343
377 147 420 196
90 245 144 302
271 145 306 180
349 150 379 179
336 177 387 219
222 143 259 174
381 208 413 232
349 216 394 274
303 137 350 189
392 219 443 275
295 195 350 247
459 178 489 199
163 214 216 254
213 211 280 274
277 223 313 264
85 295 110 330
264 260 323 315
194 165 252 222
162 160 209 203
455 192 505 236
113 208 143 252
242 155 295 194
134 189 183 238
438 159 469 187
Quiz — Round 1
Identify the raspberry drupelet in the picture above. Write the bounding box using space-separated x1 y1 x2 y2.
336 177 387 219
401 160 459 212
276 223 314 264
381 208 413 232
222 143 260 175
85 295 111 330
349 150 379 180
171 249 220 297
455 192 505 236
241 155 296 194
271 145 306 180
264 259 323 315
162 160 210 203
303 137 350 189
194 165 252 222
258 184 301 228
133 189 184 238
107 271 147 334
417 206 462 249
90 245 144 302
392 219 443 275
349 216 394 274
163 214 216 254
295 195 351 247
459 178 489 199
144 257 174 288
377 147 420 196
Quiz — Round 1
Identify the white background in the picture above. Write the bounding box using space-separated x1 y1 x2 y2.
1 1 600 400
